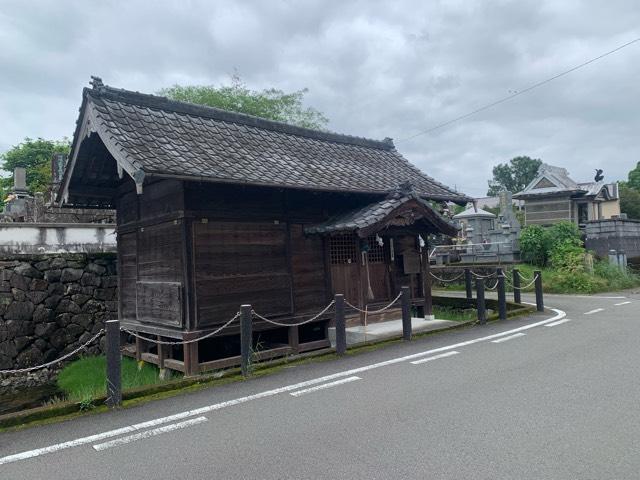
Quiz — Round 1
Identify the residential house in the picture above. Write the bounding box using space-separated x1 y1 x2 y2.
513 163 620 227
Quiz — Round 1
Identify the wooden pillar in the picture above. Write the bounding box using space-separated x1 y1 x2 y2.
135 337 143 361
421 250 433 320
183 340 199 377
157 335 167 380
288 326 299 354
357 245 366 325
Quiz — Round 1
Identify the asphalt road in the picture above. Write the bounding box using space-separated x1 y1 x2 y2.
1 290 639 479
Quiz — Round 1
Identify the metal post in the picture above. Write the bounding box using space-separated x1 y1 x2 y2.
240 304 252 377
476 278 486 325
335 294 346 356
401 286 411 341
105 320 121 408
534 270 544 312
464 268 473 300
512 268 521 304
497 268 506 321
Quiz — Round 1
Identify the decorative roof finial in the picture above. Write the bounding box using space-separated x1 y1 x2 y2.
90 76 104 89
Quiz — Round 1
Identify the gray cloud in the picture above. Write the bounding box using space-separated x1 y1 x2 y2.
1 0 639 197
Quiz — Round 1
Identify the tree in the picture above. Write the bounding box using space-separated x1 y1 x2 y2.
620 184 640 219
158 75 328 130
487 156 542 196
626 162 640 191
0 137 70 198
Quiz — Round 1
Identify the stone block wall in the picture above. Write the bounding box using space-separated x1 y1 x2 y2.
0 253 117 372
584 219 640 260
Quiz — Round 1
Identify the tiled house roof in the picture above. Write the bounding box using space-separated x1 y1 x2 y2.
305 193 459 237
61 82 470 204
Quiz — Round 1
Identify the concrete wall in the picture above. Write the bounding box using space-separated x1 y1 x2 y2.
584 219 640 260
0 253 117 373
0 224 116 254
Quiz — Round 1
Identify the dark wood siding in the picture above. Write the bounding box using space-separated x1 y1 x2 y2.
137 221 184 282
194 221 292 328
118 232 137 320
289 224 327 312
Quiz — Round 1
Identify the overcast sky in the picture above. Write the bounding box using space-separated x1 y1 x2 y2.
1 0 639 197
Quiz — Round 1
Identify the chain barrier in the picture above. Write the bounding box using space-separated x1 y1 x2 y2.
470 271 497 279
344 292 403 314
252 300 335 327
485 278 500 290
122 312 241 345
516 271 534 282
0 329 105 375
503 273 540 290
429 271 465 283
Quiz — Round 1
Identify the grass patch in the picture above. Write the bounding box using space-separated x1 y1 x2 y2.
57 355 179 402
512 262 640 294
433 305 476 322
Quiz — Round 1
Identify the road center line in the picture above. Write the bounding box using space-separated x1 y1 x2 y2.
290 377 361 397
614 301 632 306
0 308 565 466
93 417 208 451
492 333 526 343
545 319 572 327
584 308 605 315
411 351 460 365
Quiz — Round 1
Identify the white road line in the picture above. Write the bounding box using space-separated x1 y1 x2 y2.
0 307 566 466
614 301 632 306
411 351 460 365
492 333 526 343
545 319 572 327
290 377 361 397
564 295 626 299
584 308 605 315
93 417 208 451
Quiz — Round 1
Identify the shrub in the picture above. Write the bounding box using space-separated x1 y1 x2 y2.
549 239 585 273
548 221 582 249
520 221 583 267
519 225 551 266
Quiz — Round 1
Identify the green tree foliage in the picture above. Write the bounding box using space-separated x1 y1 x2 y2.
519 221 582 267
627 162 640 191
487 156 542 196
0 138 70 198
159 75 328 130
620 184 640 219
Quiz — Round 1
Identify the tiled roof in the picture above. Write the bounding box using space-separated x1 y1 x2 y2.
452 206 496 219
304 193 459 237
75 84 470 202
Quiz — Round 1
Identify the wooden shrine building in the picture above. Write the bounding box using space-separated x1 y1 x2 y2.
57 78 471 375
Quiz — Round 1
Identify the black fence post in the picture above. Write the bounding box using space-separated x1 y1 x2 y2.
105 320 121 408
512 268 521 304
335 294 346 356
534 271 544 312
240 304 252 377
497 268 507 321
476 278 486 325
401 286 411 341
464 268 473 300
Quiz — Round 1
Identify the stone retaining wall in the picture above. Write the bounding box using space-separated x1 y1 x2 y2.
584 219 640 260
0 253 117 374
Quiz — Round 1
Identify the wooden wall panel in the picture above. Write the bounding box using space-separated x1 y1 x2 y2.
118 232 137 320
139 179 184 219
137 221 184 282
194 221 292 328
289 224 327 312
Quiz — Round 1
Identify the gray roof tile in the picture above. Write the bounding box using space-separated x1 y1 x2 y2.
76 85 470 202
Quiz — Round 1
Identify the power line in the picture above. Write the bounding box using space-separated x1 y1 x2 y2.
398 36 640 142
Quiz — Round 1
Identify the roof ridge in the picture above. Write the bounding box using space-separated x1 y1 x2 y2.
85 84 395 151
